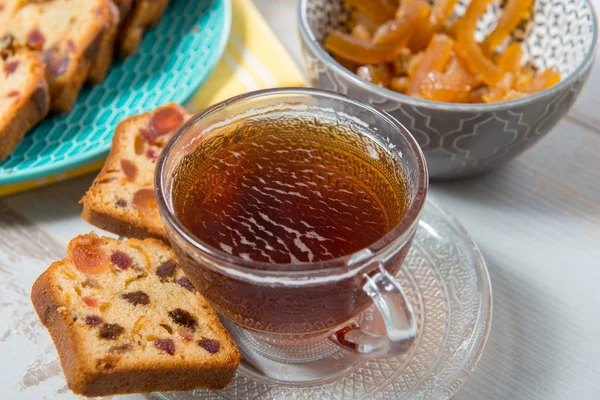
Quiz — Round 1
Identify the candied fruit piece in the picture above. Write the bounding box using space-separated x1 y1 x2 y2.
151 108 185 136
141 107 185 143
429 0 460 27
324 31 395 64
356 64 392 87
350 10 379 34
198 338 220 354
515 66 536 92
524 69 560 93
132 188 158 218
345 0 397 24
498 42 523 75
27 28 45 50
7 90 19 98
407 34 454 96
177 277 195 292
111 251 133 270
82 296 99 308
447 0 493 37
455 29 502 86
156 259 177 280
421 57 478 102
373 0 429 48
115 198 127 208
169 308 197 331
70 235 108 275
467 86 489 103
392 48 412 74
482 73 515 103
99 323 125 340
178 329 193 341
132 316 148 335
390 76 410 93
154 338 175 355
4 60 19 75
122 291 150 306
482 0 533 55
120 159 137 182
159 324 173 334
351 24 372 41
134 135 145 155
85 315 104 327
409 0 459 51
145 148 159 161
407 52 423 77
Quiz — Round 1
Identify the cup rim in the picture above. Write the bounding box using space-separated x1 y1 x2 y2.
297 0 599 112
155 87 429 276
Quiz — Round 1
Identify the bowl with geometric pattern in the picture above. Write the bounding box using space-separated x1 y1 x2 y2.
298 0 598 179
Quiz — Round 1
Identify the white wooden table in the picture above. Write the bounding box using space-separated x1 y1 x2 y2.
1 1 599 399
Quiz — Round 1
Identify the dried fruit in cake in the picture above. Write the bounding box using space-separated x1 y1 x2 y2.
81 103 192 241
31 233 240 396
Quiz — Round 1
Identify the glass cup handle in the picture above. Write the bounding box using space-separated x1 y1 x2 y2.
329 262 417 357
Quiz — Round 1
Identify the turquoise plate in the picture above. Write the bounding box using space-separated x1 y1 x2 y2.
0 0 231 185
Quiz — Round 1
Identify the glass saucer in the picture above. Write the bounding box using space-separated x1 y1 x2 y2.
153 198 492 400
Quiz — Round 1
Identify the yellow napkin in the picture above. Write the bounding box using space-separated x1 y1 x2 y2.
0 0 304 197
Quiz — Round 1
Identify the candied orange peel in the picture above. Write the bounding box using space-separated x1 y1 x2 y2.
483 0 533 55
407 34 454 96
324 0 560 104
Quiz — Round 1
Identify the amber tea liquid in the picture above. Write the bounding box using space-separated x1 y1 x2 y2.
172 114 410 265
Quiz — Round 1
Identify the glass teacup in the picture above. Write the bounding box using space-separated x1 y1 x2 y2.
155 88 428 374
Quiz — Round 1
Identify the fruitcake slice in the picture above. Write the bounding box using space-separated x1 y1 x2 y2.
88 0 120 84
31 233 240 396
0 0 113 113
0 36 50 160
81 103 192 241
118 0 170 58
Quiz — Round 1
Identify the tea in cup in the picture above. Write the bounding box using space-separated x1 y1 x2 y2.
155 88 428 375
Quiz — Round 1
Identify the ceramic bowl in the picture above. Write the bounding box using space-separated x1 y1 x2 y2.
298 0 598 179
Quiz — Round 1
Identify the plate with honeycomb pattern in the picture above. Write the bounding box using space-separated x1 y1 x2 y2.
0 0 231 185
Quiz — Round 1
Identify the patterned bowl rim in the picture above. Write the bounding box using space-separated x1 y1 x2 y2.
0 0 232 186
298 0 598 112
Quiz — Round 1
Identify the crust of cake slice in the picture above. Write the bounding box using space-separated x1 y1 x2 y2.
113 0 135 26
118 0 170 58
81 205 163 241
0 0 113 113
0 47 50 160
81 103 192 241
48 1 112 113
88 1 121 85
31 233 240 396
